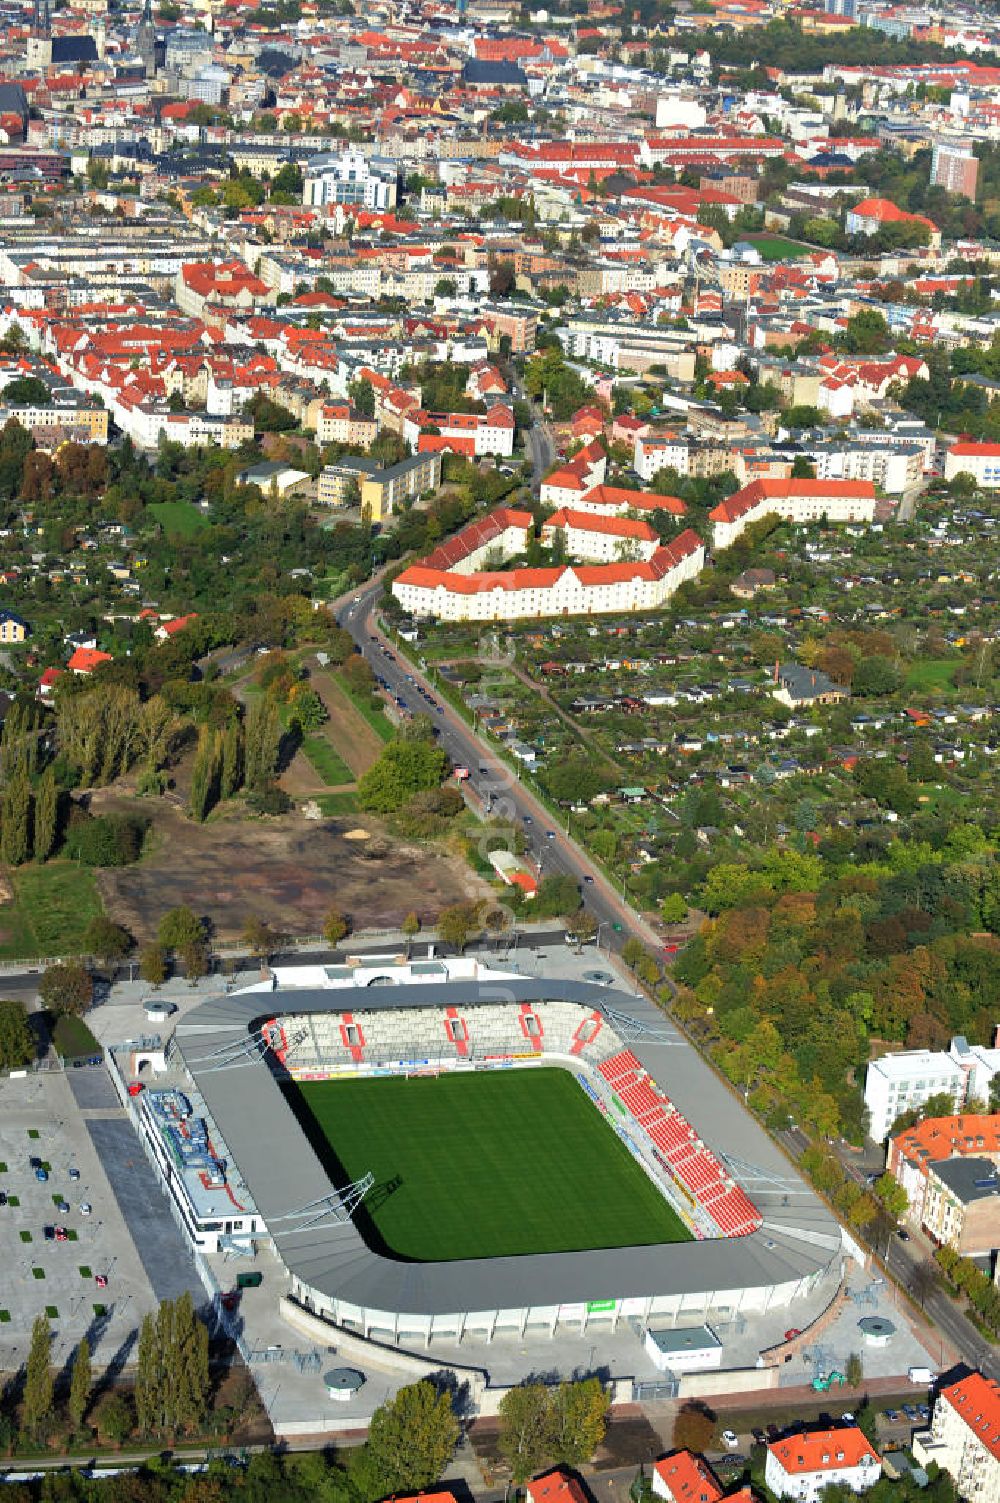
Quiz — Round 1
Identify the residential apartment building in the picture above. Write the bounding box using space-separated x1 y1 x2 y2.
318 451 441 521
914 1373 1000 1503
764 1428 881 1502
404 405 515 459
888 1113 1000 1253
315 403 378 448
865 1036 1000 1142
805 439 924 495
930 141 978 201
393 525 704 624
944 441 1000 489
708 478 876 550
540 508 660 563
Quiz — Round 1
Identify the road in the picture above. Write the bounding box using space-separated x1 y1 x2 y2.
336 586 661 961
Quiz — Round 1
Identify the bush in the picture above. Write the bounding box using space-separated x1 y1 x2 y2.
245 785 293 816
63 812 147 867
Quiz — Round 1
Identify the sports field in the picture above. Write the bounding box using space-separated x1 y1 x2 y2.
290 1067 691 1262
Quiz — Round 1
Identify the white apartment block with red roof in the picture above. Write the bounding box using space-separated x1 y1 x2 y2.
708 478 877 550
914 1373 1000 1503
765 1427 881 1502
944 442 1000 489
540 508 660 563
403 404 515 458
392 523 704 624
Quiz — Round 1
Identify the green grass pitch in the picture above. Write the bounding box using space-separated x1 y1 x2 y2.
289 1067 691 1261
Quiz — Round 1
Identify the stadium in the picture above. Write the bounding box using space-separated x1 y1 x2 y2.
140 956 844 1361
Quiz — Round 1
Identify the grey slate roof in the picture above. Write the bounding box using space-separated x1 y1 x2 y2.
174 979 842 1317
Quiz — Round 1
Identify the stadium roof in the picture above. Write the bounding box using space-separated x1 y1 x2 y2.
174 979 842 1318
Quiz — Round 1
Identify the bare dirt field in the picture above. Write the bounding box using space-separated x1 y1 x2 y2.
309 665 384 776
90 793 480 941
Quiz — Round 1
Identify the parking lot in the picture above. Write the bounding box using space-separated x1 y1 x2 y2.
0 1068 160 1374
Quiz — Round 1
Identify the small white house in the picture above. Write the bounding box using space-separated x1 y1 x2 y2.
765 1427 881 1502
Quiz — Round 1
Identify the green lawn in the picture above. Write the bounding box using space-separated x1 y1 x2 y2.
314 791 360 816
52 1014 101 1058
336 673 393 742
0 862 102 959
300 735 354 786
904 658 956 692
146 501 208 537
289 1068 691 1261
746 234 808 261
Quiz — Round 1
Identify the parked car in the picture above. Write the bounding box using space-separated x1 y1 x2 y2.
80 1202 92 1216
54 1226 68 1242
43 1226 55 1241
721 1430 739 1450
55 1199 70 1214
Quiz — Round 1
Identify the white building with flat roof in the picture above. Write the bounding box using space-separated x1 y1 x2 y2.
864 1035 1000 1142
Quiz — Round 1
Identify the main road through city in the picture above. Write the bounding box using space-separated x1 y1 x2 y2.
337 582 659 963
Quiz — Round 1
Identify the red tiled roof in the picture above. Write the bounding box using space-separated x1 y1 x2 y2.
768 1427 880 1476
67 646 112 673
940 1373 1000 1462
651 1450 723 1503
709 477 875 524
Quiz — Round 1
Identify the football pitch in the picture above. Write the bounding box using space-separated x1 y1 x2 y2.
289 1067 691 1262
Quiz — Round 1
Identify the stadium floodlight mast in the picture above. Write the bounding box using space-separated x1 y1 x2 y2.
269 1172 375 1239
186 1026 308 1072
596 1000 681 1044
720 1153 814 1198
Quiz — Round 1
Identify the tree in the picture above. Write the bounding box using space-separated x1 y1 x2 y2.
22 1313 53 1439
0 998 33 1070
136 1294 210 1437
242 916 281 960
39 960 92 1017
1 768 31 866
357 739 449 814
68 1337 92 1432
358 1381 458 1500
672 1401 716 1454
95 1392 133 1447
436 902 480 953
402 910 421 952
660 893 688 924
498 1383 553 1484
180 941 207 983
243 698 282 793
875 1171 908 1221
33 767 58 861
845 1351 864 1388
158 906 205 954
139 943 168 986
549 1378 610 1467
189 726 220 823
323 908 349 946
566 909 597 947
219 720 243 801
621 936 645 970
84 916 132 964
